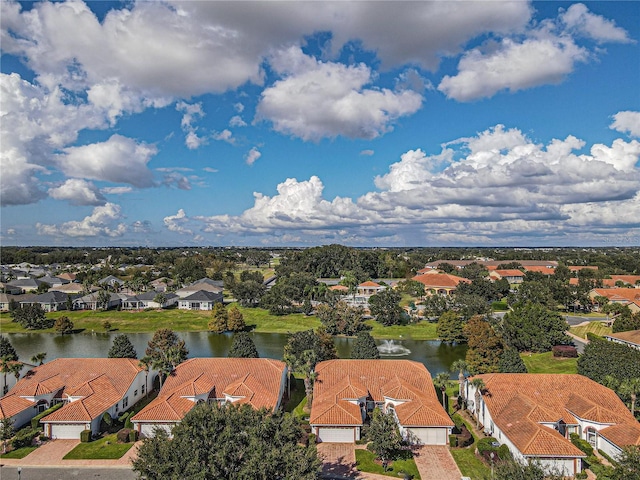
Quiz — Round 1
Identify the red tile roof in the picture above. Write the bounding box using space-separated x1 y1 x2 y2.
605 329 640 347
310 360 453 429
411 273 470 289
0 358 143 423
523 266 556 275
494 269 525 277
472 374 639 456
359 281 381 288
131 358 286 423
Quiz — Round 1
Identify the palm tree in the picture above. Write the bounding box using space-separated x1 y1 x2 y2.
8 362 22 386
30 352 47 366
0 356 11 395
470 378 486 429
451 359 468 400
434 372 450 409
619 378 640 418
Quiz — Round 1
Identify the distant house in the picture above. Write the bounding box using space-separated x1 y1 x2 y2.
466 374 640 477
175 278 223 298
609 275 640 287
122 292 179 310
522 265 556 276
20 291 72 312
49 283 86 295
310 359 453 444
589 288 640 313
177 290 223 310
489 269 525 284
97 275 124 289
37 276 69 288
131 358 287 437
0 293 12 311
357 281 384 297
0 358 147 439
150 277 174 292
57 272 77 282
604 330 640 351
7 278 39 293
73 291 122 310
411 272 470 296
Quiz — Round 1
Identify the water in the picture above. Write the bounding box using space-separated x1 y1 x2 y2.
5 332 466 376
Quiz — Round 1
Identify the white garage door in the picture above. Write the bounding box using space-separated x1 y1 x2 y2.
317 427 355 443
140 423 174 438
50 423 86 439
406 428 447 445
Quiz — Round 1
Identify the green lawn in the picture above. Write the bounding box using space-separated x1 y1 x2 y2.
0 446 37 459
521 351 578 374
63 433 134 460
283 377 308 420
355 449 421 479
450 413 491 479
570 322 612 339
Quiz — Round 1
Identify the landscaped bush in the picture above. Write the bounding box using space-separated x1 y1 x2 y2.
597 449 616 465
80 429 91 443
552 345 578 358
575 471 588 480
449 434 458 447
124 416 133 429
570 433 594 456
307 433 315 446
477 437 499 455
497 444 511 460
117 428 131 443
31 403 63 429
102 412 113 426
129 429 138 443
11 427 40 449
118 412 130 423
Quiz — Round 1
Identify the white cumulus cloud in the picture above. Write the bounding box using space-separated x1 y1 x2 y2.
245 147 262 165
36 203 126 238
48 179 106 206
560 3 631 43
610 111 640 138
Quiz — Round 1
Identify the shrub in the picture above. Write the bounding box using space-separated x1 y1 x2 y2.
552 345 578 358
497 444 512 460
597 449 616 465
575 472 588 480
102 412 113 426
449 434 458 447
80 429 91 443
39 433 48 442
129 429 138 443
31 403 63 429
570 433 594 456
117 428 131 443
11 427 39 449
307 433 316 446
125 416 133 430
477 437 499 455
118 412 130 423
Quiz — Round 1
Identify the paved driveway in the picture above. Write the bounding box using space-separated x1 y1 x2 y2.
412 445 462 480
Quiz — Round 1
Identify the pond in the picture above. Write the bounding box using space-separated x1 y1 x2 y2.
5 331 466 377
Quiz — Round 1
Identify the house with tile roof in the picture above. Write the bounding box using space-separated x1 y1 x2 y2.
589 288 640 313
411 272 470 296
309 359 454 444
489 269 525 284
466 373 640 477
357 281 385 297
0 358 147 439
131 358 287 437
604 330 640 350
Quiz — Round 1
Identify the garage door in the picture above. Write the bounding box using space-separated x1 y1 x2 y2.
406 428 447 445
50 423 86 439
317 427 355 443
140 423 174 438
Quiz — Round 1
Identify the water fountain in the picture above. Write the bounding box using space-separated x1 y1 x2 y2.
377 339 411 357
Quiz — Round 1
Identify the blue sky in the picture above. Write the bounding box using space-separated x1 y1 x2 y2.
1 1 639 247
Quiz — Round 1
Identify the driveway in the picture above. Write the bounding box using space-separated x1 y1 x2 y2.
412 445 462 480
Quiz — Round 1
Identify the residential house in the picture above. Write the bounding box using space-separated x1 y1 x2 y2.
36 276 69 288
175 278 224 298
177 290 223 310
19 291 72 312
0 293 12 311
131 358 287 437
49 283 86 295
97 275 124 289
122 292 179 310
421 260 558 270
0 358 147 439
489 269 525 284
72 291 122 310
466 374 640 477
589 288 640 313
604 330 640 350
609 275 640 287
310 359 454 444
412 272 470 296
57 272 77 282
570 278 617 288
357 281 385 297
7 278 39 293
523 265 556 276
150 277 174 292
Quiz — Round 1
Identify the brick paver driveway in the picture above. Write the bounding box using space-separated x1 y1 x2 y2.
412 445 462 480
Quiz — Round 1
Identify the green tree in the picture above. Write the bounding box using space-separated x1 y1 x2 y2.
0 336 18 362
108 334 138 359
464 315 503 374
145 329 189 387
612 310 640 333
437 311 466 344
450 359 468 400
367 408 403 464
0 417 14 454
208 303 228 333
30 352 46 366
488 457 565 480
227 305 245 332
315 301 366 336
153 292 167 307
228 332 259 358
499 348 528 373
433 372 450 409
470 377 486 428
132 402 320 480
230 280 266 307
368 289 403 326
618 377 640 418
351 332 380 359
102 320 112 332
577 335 640 385
9 304 53 330
501 302 571 352
54 315 74 335
97 289 112 310
611 445 640 480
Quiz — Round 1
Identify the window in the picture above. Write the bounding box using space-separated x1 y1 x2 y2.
134 389 138 397
141 384 145 395
123 396 129 408
191 302 200 309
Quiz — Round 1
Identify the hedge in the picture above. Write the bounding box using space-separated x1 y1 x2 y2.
578 335 640 383
80 429 91 443
552 345 578 358
449 434 458 447
31 403 63 429
129 429 138 443
477 437 499 455
570 433 593 456
11 427 40 449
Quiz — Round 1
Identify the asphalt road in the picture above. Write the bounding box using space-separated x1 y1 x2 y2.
0 466 137 480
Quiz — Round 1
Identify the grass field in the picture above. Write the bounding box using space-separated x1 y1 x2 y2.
63 433 134 460
0 446 37 459
521 351 578 374
569 322 612 339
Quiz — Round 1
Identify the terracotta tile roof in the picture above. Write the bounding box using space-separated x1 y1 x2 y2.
591 288 640 303
523 266 556 275
473 374 638 456
0 358 143 423
359 281 381 287
571 278 616 287
599 423 640 447
131 358 286 423
610 275 640 285
310 360 453 429
494 269 525 277
330 285 349 291
605 329 640 346
411 273 470 289
569 266 599 272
